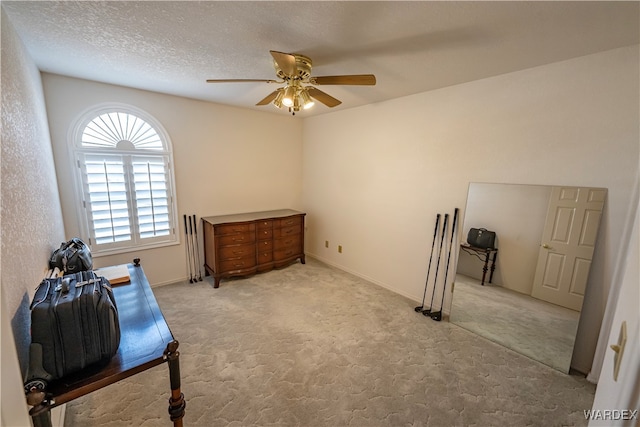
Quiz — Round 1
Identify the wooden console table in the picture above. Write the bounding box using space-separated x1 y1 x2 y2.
25 261 185 427
459 244 498 286
202 209 306 288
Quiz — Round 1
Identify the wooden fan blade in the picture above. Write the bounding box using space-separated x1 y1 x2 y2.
310 74 376 86
206 79 279 83
270 50 297 76
307 87 342 108
256 90 280 106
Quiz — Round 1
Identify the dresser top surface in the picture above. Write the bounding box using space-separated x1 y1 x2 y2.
202 209 305 225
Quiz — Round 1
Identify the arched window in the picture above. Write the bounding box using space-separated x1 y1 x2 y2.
72 104 178 255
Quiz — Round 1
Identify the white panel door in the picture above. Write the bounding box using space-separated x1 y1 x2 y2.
531 187 606 311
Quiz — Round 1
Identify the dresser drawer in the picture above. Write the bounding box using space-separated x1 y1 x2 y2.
257 249 273 264
257 220 274 230
215 223 254 236
274 247 300 261
257 239 273 251
274 235 300 251
257 228 273 240
274 225 300 237
217 232 255 246
220 256 255 272
277 216 302 228
218 243 255 260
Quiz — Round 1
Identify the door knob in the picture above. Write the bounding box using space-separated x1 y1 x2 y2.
542 244 552 249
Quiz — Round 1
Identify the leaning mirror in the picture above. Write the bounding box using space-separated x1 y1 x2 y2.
451 183 607 373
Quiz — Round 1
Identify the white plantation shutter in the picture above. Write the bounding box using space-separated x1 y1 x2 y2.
132 156 171 239
74 105 178 255
81 112 164 150
83 154 132 244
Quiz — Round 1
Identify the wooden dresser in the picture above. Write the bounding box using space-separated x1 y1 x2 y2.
202 209 306 287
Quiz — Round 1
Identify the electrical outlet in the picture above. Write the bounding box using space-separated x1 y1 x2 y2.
325 240 329 248
338 245 343 253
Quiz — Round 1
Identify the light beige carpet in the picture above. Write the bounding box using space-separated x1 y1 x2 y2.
64 258 595 426
450 274 581 373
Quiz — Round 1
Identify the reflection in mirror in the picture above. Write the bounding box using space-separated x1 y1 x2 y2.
451 183 606 373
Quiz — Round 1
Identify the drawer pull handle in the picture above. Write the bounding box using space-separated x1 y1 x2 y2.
264 242 268 245
285 229 293 234
263 231 268 235
233 237 244 242
234 262 244 267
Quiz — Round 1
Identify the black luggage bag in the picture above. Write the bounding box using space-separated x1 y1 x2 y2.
25 271 121 389
49 237 93 274
467 227 497 249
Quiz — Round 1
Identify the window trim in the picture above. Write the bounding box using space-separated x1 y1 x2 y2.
69 103 179 257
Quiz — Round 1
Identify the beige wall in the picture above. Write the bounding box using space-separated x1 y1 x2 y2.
302 46 639 374
1 9 65 426
42 74 304 286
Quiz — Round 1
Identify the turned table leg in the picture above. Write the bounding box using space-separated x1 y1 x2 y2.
30 409 52 427
481 251 490 285
26 383 53 427
489 251 498 284
164 340 186 427
31 412 51 427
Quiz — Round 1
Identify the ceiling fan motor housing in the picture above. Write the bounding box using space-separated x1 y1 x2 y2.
275 54 312 80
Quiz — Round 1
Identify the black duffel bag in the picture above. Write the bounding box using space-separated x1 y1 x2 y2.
49 238 93 274
467 228 496 249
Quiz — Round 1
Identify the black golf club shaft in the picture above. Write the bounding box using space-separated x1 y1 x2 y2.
183 215 193 283
188 215 197 283
423 213 448 316
415 214 441 312
192 214 203 281
431 208 459 321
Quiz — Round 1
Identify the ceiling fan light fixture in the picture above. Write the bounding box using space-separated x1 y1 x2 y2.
300 89 315 110
282 85 296 107
293 94 302 111
273 88 285 108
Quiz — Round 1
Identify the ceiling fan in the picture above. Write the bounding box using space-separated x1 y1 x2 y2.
206 50 376 115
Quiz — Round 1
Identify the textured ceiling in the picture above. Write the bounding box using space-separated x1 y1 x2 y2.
3 1 639 117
